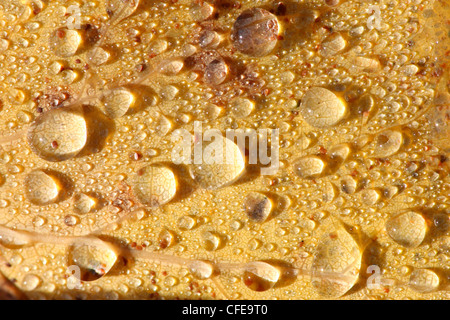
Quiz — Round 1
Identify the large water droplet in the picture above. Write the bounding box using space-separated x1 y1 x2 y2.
49 28 82 57
177 215 197 231
243 261 281 291
68 239 119 281
133 165 177 207
190 136 245 190
244 192 272 223
300 87 347 128
231 8 279 57
27 106 87 162
24 170 61 205
311 220 362 298
374 130 403 157
293 155 326 179
408 268 440 293
100 87 136 119
385 211 427 248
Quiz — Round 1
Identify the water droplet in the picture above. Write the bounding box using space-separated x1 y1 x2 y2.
100 87 136 119
352 56 381 72
22 274 41 291
73 193 97 214
340 175 357 194
159 59 184 76
204 58 228 86
408 268 440 293
159 85 179 100
199 30 221 49
300 87 347 128
385 211 427 248
132 165 177 207
24 170 61 205
177 215 197 231
360 189 380 205
89 47 111 66
0 226 31 248
49 28 82 57
230 219 243 231
244 192 272 223
64 214 79 226
190 1 215 21
106 0 140 23
68 240 118 281
188 260 214 279
202 231 222 251
27 106 87 162
311 220 362 298
320 32 346 57
243 261 281 292
158 229 177 249
231 8 279 57
231 97 254 118
190 136 245 190
374 130 403 157
293 155 326 179
164 276 178 287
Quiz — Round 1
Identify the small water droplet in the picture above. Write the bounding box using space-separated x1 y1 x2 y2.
177 215 197 231
293 155 326 179
244 192 272 223
22 274 41 291
158 229 177 249
202 231 222 251
199 30 221 49
374 130 403 157
188 260 214 279
320 32 346 57
243 261 281 291
159 59 184 76
204 58 228 86
73 193 97 214
64 214 79 226
164 276 178 287
231 97 254 118
24 170 61 205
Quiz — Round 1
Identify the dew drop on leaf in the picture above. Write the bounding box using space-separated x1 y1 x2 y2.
132 165 177 207
27 106 87 162
385 211 427 248
311 220 362 298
